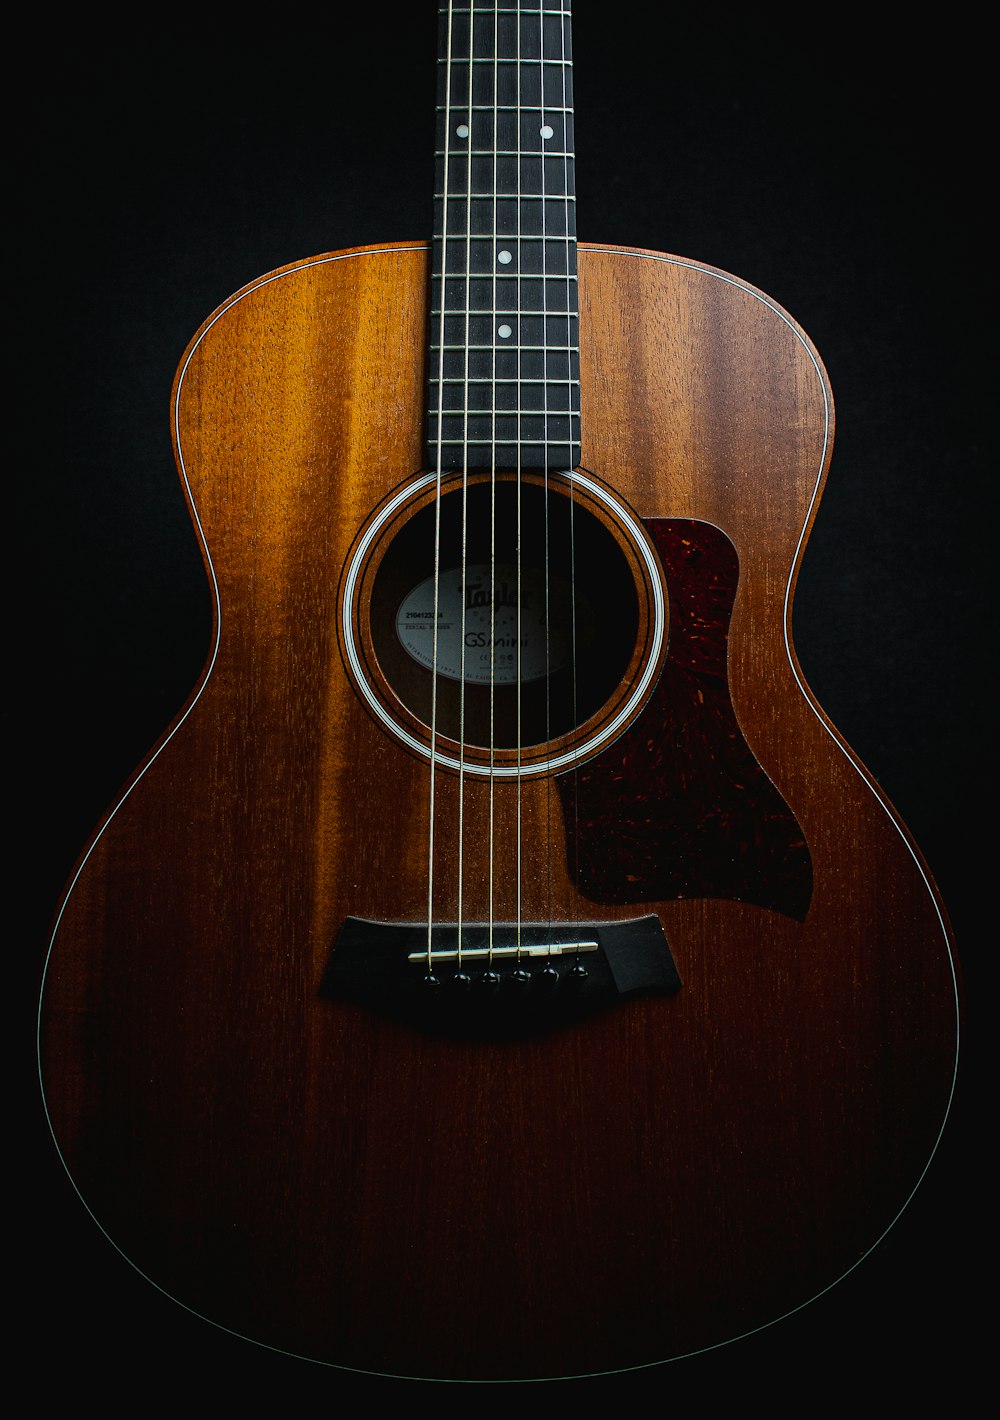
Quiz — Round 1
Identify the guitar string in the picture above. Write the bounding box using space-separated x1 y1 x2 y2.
540 0 553 950
456 0 477 967
561 1 581 962
519 5 528 959
427 1 457 970
488 0 499 963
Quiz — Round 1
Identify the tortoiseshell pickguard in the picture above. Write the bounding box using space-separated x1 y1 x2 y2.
557 518 812 921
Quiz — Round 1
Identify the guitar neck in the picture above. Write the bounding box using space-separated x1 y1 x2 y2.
428 1 581 471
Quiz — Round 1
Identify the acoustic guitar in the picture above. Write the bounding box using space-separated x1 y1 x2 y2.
38 2 961 1382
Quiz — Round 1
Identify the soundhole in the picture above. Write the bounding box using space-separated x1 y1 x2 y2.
368 477 641 753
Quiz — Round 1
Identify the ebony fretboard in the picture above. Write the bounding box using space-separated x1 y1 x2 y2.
428 2 580 470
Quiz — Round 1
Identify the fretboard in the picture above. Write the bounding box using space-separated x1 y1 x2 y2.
428 2 580 470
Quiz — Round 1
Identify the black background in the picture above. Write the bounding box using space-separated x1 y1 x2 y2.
19 6 986 1402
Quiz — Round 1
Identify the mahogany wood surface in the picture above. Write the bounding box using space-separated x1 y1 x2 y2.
39 244 958 1381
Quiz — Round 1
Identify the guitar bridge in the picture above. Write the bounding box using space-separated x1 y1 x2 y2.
321 915 681 1039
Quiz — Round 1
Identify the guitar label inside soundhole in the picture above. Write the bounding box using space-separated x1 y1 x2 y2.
396 563 589 685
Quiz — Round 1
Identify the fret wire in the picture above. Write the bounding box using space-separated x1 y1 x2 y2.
442 234 575 241
432 272 578 280
436 154 576 164
432 414 580 421
435 440 576 447
439 57 571 65
436 193 576 201
435 149 574 157
432 309 579 316
441 8 572 14
431 343 577 351
437 104 573 112
428 400 579 406
437 376 580 384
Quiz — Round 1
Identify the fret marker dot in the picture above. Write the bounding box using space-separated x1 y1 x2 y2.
498 324 513 339
497 249 513 265
456 124 469 138
540 124 554 139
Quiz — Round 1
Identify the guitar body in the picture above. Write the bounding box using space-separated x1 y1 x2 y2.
40 242 958 1380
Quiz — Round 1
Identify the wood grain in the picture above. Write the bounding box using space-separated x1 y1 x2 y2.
39 242 958 1380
